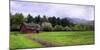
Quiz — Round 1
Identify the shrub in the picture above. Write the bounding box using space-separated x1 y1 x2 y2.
73 24 82 31
54 25 63 31
41 22 53 31
64 26 72 31
10 24 20 31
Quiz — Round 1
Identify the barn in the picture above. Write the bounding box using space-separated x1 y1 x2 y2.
20 23 41 33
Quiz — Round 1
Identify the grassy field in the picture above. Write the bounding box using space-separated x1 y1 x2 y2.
10 32 43 49
32 31 94 46
10 31 94 49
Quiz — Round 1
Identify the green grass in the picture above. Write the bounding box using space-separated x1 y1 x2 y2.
10 31 94 49
10 32 43 49
32 31 94 46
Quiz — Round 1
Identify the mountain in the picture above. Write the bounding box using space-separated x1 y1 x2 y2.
66 17 94 25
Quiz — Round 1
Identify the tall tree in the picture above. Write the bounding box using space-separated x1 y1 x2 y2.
48 16 57 27
26 14 34 23
42 15 48 22
10 13 24 31
73 24 81 31
34 15 42 24
61 18 70 27
56 17 61 25
10 13 13 26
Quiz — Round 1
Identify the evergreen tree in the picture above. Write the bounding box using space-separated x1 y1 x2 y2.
26 14 34 23
34 15 42 24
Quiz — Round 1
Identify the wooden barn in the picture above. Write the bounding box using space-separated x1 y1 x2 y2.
20 23 41 33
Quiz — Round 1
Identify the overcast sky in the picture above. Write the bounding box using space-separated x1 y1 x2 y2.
10 1 95 20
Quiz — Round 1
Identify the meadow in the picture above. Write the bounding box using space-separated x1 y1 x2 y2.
10 31 94 49
10 1 94 50
32 31 94 46
10 32 43 49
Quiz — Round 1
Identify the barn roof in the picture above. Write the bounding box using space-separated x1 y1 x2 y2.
23 23 40 28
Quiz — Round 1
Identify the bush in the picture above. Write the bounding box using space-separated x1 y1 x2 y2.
64 26 72 31
10 24 20 31
73 24 81 31
41 22 53 31
54 25 63 31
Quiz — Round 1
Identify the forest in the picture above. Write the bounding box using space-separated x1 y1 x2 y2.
10 13 94 32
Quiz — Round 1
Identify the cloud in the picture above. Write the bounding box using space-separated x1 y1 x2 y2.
10 1 94 20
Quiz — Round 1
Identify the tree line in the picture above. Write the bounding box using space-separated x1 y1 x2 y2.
10 13 94 31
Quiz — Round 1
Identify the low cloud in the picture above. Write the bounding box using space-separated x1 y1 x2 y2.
10 1 94 20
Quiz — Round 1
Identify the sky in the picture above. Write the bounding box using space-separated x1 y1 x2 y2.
10 1 95 20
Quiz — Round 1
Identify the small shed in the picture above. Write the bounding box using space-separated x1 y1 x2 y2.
20 23 41 33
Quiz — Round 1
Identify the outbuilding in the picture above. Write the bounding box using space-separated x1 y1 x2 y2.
20 23 40 33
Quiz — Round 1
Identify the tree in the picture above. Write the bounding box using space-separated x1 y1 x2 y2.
85 25 94 31
54 25 63 31
48 16 57 27
61 18 71 27
41 22 53 31
26 14 34 23
56 17 61 25
73 24 81 31
64 26 72 31
42 15 48 22
10 13 24 31
10 13 13 26
34 15 42 24
79 25 87 31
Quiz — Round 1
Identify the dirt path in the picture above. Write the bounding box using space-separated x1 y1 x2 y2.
31 38 56 47
24 34 56 47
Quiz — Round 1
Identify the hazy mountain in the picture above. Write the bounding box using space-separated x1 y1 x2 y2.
66 17 94 25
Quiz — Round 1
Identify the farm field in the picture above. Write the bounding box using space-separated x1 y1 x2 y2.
10 31 94 49
32 31 94 46
10 1 95 50
10 32 43 50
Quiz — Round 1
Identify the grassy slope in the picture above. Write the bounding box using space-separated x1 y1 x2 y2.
32 31 94 46
10 32 43 49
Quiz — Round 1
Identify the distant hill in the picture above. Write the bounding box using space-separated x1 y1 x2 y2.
66 17 94 25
